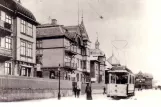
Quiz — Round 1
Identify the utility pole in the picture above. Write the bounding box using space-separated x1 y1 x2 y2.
58 64 61 100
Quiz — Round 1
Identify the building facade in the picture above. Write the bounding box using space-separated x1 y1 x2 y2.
135 71 153 89
36 19 90 88
0 0 38 76
90 39 106 83
90 56 100 83
0 0 13 75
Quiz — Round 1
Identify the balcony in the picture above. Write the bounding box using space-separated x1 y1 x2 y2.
0 47 12 61
65 45 77 55
0 20 12 37
64 62 77 70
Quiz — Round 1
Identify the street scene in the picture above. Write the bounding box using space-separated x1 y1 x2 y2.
0 0 161 105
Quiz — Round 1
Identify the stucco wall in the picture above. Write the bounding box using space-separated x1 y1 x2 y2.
42 48 64 67
43 38 64 48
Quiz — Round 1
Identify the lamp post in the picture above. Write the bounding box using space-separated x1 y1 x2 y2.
58 64 61 100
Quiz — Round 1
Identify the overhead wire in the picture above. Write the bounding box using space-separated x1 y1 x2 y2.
87 0 104 20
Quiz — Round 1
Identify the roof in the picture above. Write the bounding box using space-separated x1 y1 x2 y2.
136 72 153 79
110 66 133 73
36 25 65 38
0 0 37 24
65 25 81 35
65 21 89 41
90 49 105 57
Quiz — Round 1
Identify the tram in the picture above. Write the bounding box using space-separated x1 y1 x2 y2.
105 66 135 98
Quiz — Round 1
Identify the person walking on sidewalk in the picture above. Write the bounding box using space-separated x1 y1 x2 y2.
73 86 77 98
76 86 80 98
85 83 92 100
103 87 106 95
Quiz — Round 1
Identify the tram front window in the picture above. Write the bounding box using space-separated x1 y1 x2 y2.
116 74 128 84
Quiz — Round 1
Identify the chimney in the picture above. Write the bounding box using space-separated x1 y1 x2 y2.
51 19 57 25
17 0 21 3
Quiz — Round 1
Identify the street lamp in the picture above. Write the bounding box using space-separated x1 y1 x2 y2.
58 64 61 100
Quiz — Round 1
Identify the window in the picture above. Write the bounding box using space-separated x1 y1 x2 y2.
0 11 11 23
36 40 42 48
5 37 12 49
129 75 132 83
20 40 33 58
95 64 98 71
20 67 31 77
27 23 33 36
77 58 79 68
81 60 83 69
5 62 12 75
20 41 26 56
21 20 26 33
5 14 12 24
21 19 33 36
27 43 32 57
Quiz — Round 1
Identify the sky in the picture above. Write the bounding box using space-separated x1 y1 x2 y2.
21 0 161 82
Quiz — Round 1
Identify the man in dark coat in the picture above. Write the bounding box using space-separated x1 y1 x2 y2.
103 87 106 94
73 86 77 98
76 86 80 98
85 83 92 100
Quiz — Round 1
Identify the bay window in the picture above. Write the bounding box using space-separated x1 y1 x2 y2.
21 19 33 36
5 37 12 49
0 11 11 23
5 14 12 24
20 40 33 58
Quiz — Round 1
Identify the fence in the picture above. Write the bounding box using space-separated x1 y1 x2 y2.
0 75 73 102
81 83 105 94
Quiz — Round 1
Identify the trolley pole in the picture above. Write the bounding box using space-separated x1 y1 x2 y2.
58 64 61 100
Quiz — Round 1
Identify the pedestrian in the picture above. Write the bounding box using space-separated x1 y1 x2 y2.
103 87 106 94
76 86 80 98
73 86 77 98
85 83 92 100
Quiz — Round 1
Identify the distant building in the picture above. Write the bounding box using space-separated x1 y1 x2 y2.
90 55 100 83
135 71 153 89
0 0 38 76
90 38 106 83
36 19 91 88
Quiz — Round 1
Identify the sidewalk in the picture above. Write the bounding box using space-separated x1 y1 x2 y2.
51 94 112 100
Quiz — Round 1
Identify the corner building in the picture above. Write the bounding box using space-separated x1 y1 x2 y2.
0 0 38 76
36 19 91 88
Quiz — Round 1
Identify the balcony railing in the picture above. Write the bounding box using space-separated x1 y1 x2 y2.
0 20 12 30
0 47 12 60
65 45 77 55
64 62 77 70
0 20 12 37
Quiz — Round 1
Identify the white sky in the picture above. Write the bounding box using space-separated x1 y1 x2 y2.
21 0 161 82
